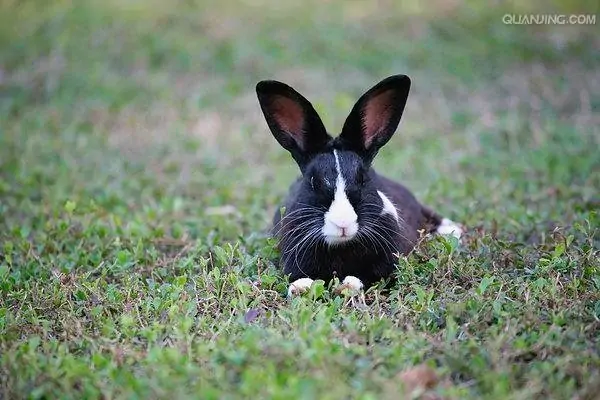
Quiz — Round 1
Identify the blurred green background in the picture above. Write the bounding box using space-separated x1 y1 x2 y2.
1 0 597 233
0 0 598 399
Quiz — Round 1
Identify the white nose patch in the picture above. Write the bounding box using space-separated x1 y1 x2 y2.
322 151 359 245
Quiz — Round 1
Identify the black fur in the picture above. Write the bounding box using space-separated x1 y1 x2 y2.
257 75 443 287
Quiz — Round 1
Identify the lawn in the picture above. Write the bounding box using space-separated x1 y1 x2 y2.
0 1 599 399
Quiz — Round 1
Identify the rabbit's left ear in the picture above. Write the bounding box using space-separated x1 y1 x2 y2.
256 80 331 171
339 75 411 163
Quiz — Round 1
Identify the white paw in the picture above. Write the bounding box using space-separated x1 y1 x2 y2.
335 275 364 295
342 276 364 291
436 218 464 240
287 278 314 297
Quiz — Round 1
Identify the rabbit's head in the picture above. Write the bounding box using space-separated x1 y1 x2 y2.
257 75 411 247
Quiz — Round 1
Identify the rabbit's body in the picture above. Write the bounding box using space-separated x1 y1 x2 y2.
256 75 463 295
272 150 450 289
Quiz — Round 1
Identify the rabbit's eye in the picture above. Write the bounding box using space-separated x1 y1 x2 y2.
310 176 332 192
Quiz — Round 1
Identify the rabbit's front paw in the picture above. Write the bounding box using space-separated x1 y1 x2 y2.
287 278 314 297
335 275 364 295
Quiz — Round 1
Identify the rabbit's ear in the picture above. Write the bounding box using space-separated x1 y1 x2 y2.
256 80 331 170
339 75 411 163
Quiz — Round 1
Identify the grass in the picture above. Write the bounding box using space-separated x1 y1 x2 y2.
0 0 599 398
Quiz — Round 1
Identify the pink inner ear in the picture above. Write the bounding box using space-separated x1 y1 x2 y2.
270 95 305 149
362 89 394 148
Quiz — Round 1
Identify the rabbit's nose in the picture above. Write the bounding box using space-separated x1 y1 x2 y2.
331 220 357 237
332 220 353 229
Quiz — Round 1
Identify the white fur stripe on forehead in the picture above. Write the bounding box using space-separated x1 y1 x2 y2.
333 150 344 188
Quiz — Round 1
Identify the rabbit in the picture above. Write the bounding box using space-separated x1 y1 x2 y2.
255 75 463 296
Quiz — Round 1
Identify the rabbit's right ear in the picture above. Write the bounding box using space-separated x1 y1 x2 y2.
339 75 411 164
256 81 331 170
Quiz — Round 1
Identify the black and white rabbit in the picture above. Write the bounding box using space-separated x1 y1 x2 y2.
256 75 463 296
